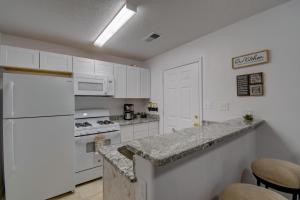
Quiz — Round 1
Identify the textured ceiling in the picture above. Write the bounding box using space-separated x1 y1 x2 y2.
0 0 289 61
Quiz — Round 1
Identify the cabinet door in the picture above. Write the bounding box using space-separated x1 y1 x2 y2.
113 64 127 98
126 66 141 98
0 45 39 69
40 51 72 72
148 121 159 136
140 68 150 98
72 56 94 74
134 123 149 139
94 60 114 76
121 125 134 142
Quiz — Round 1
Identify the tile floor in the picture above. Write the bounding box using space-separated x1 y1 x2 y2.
50 179 103 200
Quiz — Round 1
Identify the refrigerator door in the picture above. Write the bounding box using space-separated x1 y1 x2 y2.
3 116 75 200
3 73 74 119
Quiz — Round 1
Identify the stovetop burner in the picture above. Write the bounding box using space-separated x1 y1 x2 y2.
75 122 92 128
97 120 113 125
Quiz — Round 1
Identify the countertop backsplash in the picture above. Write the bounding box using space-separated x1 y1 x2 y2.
75 96 149 115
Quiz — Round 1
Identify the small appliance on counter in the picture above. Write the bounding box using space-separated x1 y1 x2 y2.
147 101 159 114
124 104 134 120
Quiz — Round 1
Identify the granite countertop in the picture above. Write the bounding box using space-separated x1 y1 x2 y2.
99 118 264 182
124 118 264 166
98 143 136 182
112 115 159 126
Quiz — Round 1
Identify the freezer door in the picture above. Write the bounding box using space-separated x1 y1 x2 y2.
3 116 75 200
3 73 74 119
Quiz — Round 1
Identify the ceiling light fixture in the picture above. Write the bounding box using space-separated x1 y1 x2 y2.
94 2 137 47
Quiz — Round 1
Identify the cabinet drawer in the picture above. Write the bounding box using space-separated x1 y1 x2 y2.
121 125 134 142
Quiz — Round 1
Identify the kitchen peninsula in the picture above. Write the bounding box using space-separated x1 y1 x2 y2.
99 118 264 200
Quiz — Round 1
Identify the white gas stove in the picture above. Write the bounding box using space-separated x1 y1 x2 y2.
74 109 121 185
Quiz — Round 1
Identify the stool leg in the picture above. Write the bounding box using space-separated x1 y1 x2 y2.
265 184 269 189
292 193 297 200
257 179 261 186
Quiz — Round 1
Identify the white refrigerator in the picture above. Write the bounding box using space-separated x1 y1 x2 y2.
2 72 75 200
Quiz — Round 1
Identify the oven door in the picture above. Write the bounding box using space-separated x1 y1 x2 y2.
74 134 103 173
74 131 121 173
74 75 107 96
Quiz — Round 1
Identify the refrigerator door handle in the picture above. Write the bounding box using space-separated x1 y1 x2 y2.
11 120 16 171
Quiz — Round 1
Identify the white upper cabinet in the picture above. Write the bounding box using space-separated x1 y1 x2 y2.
126 66 141 98
40 51 72 72
140 68 150 98
114 64 127 98
0 45 39 69
72 56 94 74
95 60 114 76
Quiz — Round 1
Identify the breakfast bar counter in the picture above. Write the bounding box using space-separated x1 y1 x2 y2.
99 118 264 200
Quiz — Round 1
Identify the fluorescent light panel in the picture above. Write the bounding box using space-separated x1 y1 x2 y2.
94 3 136 47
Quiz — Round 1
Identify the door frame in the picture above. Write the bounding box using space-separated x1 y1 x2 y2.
162 57 204 134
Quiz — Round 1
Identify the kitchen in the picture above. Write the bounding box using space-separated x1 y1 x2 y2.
1 0 300 200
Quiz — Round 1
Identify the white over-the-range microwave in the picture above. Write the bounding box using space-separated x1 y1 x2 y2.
74 73 114 96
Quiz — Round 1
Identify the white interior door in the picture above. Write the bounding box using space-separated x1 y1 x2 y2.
163 62 200 134
3 116 75 200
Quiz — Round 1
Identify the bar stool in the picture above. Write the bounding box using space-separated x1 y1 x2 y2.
220 183 287 200
252 159 300 200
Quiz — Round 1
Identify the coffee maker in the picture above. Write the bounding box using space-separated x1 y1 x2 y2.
124 104 134 120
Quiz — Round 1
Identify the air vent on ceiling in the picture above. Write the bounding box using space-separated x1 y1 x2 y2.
144 33 161 42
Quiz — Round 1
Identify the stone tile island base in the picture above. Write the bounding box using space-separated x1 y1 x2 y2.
103 160 142 200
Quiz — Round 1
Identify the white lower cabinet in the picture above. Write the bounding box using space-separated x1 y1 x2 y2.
120 121 159 142
148 122 159 136
120 125 134 142
134 123 149 139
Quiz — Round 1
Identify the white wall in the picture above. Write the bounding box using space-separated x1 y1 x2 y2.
145 0 300 163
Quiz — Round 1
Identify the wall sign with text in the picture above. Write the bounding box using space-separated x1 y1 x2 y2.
232 50 269 69
237 72 264 97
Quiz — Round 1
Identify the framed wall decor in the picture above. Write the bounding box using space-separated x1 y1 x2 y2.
250 84 264 96
237 72 264 97
232 50 269 69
